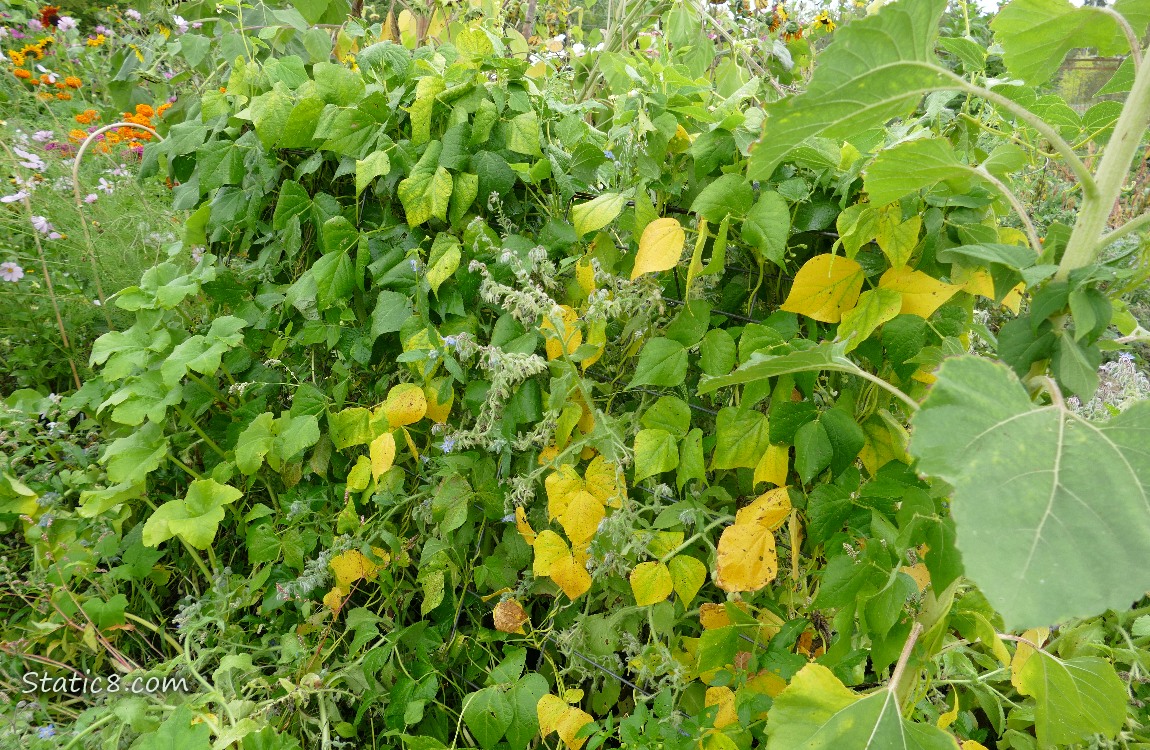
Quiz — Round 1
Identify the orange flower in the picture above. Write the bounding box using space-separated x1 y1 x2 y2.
38 73 51 84
40 5 61 28
14 68 32 80
68 128 86 141
55 92 72 100
64 75 82 88
37 91 54 101
135 103 154 118
157 102 173 116
106 130 122 144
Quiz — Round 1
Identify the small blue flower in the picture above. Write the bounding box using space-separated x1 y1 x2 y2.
441 436 456 453
427 349 439 360
38 514 53 528
502 513 516 523
443 335 458 349
38 725 56 739
604 149 615 160
752 180 761 190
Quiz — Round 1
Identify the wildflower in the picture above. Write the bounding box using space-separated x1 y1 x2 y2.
124 9 141 21
55 91 70 100
172 15 189 34
86 33 105 47
37 725 56 739
84 193 97 203
1 262 25 281
63 75 81 87
441 436 456 453
28 19 43 31
813 11 835 32
94 24 111 35
38 512 54 527
135 103 154 117
191 246 204 262
13 68 31 79
30 215 53 233
74 109 98 124
68 128 86 141
97 177 113 194
0 27 7 41
14 146 46 170
57 16 77 32
1 191 28 203
8 49 25 65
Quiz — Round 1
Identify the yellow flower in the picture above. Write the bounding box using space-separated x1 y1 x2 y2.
87 34 107 47
128 44 144 62
158 25 170 39
8 50 26 66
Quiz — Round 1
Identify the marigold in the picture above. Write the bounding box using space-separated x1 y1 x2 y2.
74 109 99 124
14 68 32 79
68 128 86 141
36 92 54 101
157 102 172 116
64 75 82 88
86 34 106 47
106 130 122 144
135 103 154 117
38 73 51 84
55 92 71 100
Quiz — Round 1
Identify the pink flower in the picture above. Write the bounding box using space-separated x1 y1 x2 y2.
30 215 54 234
32 130 54 142
0 261 24 282
27 19 42 31
13 146 46 171
57 16 77 32
1 191 28 204
125 9 141 21
84 193 98 203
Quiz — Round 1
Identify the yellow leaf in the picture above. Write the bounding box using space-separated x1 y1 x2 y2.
632 218 686 280
576 256 596 295
937 688 959 729
369 432 396 480
550 552 592 600
878 267 962 319
555 706 594 750
493 598 529 634
329 549 383 590
583 320 606 370
753 444 789 488
958 268 1025 314
746 669 787 697
401 425 419 462
667 555 708 606
735 487 791 531
780 254 866 323
1010 627 1049 692
700 603 733 630
323 586 347 610
715 522 778 593
630 561 674 606
346 455 372 492
546 465 585 520
668 124 692 154
560 491 605 546
998 226 1029 246
859 411 909 476
584 456 625 507
384 383 427 427
423 378 454 423
516 506 536 545
961 742 990 750
533 530 569 577
705 686 738 729
542 305 581 360
537 694 569 736
539 444 559 464
901 563 931 591
876 208 921 268
648 531 685 558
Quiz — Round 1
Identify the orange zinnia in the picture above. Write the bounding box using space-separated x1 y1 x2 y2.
56 92 71 100
14 68 32 79
68 128 86 141
64 76 82 88
135 103 154 117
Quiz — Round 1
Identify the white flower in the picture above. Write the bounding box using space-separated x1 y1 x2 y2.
13 147 45 171
125 9 142 21
0 27 8 40
57 16 78 32
31 215 52 234
97 177 114 194
172 15 189 34
0 262 24 282
572 42 586 56
1 191 28 204
32 130 53 142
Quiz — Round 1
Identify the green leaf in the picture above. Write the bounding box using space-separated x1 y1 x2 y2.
910 355 1150 629
766 663 959 750
630 338 688 388
699 342 867 395
102 422 168 485
371 290 413 338
313 61 366 105
449 172 479 226
1015 652 1126 747
748 0 952 179
273 181 312 231
462 686 513 749
838 289 902 352
143 479 242 549
237 413 276 475
836 204 881 259
329 407 373 450
505 675 548 750
634 429 680 482
312 250 356 308
865 138 992 206
356 151 391 196
795 420 833 484
507 111 543 157
426 234 461 295
398 167 453 227
677 428 706 490
711 407 771 470
700 329 737 376
641 396 692 438
667 555 708 606
741 191 791 268
136 706 212 750
572 193 628 237
939 36 987 71
690 174 754 223
991 0 1130 86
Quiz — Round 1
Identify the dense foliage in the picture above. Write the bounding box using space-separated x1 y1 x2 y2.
3 0 1150 748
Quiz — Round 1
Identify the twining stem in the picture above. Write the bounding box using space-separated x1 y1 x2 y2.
1058 42 1150 280
889 621 924 694
975 165 1042 254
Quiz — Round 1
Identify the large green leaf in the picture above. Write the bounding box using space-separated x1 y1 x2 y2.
748 0 953 179
767 664 958 749
398 167 453 227
462 686 513 749
910 356 1150 629
1015 651 1126 748
629 338 688 388
698 342 866 395
634 429 680 482
991 0 1131 86
143 479 243 549
864 138 1002 206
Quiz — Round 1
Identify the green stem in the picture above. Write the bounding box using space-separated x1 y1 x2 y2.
1101 209 1150 248
61 714 116 749
174 404 227 458
1058 44 1150 280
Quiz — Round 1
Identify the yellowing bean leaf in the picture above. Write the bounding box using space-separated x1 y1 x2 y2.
383 383 427 427
630 561 674 606
736 487 792 531
667 554 708 606
632 218 686 280
878 266 962 319
369 432 396 479
781 254 866 323
715 521 778 593
560 491 604 546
